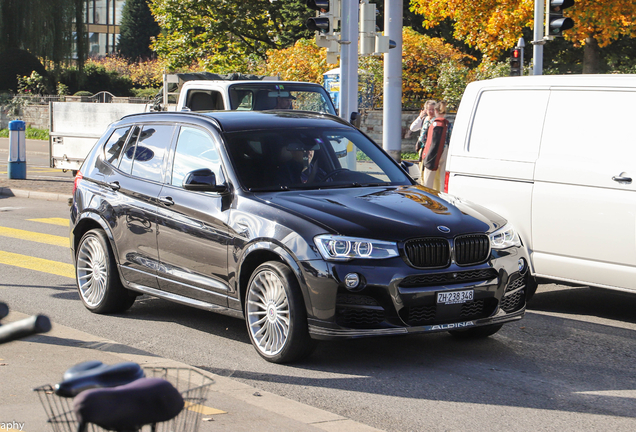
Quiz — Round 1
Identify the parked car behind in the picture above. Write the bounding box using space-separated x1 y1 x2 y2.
70 110 531 363
444 75 636 297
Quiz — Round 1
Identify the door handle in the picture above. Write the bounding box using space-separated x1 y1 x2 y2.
107 181 120 191
612 174 632 184
158 196 175 206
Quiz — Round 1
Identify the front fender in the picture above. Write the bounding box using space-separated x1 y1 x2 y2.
237 240 314 317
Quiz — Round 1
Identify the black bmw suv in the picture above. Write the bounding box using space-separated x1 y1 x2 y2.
70 110 531 363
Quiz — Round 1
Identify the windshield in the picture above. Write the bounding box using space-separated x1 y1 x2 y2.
224 127 413 191
228 84 336 115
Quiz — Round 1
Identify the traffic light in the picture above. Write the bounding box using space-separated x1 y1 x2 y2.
306 0 341 35
306 0 340 64
546 0 575 37
510 48 522 76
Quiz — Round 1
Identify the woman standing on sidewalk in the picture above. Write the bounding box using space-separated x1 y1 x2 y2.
409 100 436 184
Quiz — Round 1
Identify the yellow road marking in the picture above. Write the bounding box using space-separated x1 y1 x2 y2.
27 217 69 227
0 226 68 247
185 402 226 415
0 251 74 279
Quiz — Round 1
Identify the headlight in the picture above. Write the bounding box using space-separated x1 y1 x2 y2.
314 235 399 261
489 223 521 249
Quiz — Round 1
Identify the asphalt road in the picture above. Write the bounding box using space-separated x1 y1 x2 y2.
1 196 635 432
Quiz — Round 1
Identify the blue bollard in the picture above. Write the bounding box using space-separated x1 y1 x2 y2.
8 120 26 179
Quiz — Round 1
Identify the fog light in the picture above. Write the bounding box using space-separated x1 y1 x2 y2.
518 258 527 274
344 273 360 290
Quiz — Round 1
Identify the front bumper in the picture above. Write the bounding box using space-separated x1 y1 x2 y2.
301 246 529 340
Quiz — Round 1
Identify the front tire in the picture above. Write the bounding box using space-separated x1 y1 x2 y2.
245 261 315 363
75 229 136 314
449 323 503 339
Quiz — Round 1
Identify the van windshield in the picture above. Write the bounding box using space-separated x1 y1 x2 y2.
228 84 337 115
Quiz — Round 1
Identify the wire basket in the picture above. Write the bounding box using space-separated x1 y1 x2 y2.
34 367 215 432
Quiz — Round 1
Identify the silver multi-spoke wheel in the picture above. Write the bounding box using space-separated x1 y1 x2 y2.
247 270 291 356
75 229 136 314
77 235 108 307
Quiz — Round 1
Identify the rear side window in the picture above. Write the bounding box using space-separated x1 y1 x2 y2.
103 127 131 165
118 126 140 174
468 90 548 162
130 125 175 182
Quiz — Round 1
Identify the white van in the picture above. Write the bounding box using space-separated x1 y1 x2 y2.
444 75 636 295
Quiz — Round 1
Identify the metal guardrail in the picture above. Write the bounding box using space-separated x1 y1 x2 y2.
8 93 152 105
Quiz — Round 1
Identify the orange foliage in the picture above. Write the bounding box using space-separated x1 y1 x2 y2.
87 55 199 88
410 0 636 55
262 39 331 83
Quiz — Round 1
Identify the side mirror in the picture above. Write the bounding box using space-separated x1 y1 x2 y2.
350 111 362 128
182 168 227 193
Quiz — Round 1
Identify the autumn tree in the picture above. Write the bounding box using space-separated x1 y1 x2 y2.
149 0 313 72
261 28 473 107
409 0 636 73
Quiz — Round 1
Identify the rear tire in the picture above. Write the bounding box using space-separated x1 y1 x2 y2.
245 261 316 363
75 229 136 314
449 323 503 339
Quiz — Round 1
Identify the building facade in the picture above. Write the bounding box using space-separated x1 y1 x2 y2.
83 0 125 57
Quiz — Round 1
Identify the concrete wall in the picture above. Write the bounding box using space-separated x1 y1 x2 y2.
359 110 421 154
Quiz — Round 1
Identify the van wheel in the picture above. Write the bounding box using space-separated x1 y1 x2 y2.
449 323 503 339
75 229 136 314
245 261 316 363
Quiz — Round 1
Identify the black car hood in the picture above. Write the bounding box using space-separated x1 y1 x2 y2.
260 185 505 241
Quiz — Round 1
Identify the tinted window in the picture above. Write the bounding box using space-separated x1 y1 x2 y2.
103 127 131 165
224 127 410 191
118 126 140 174
468 90 548 162
130 125 174 182
171 127 225 187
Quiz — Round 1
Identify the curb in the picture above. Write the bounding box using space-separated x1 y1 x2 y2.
0 187 72 202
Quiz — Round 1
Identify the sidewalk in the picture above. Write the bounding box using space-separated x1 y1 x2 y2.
0 137 74 201
0 311 381 432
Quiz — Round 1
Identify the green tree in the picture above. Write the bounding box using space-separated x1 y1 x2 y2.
149 0 313 71
0 0 86 90
118 0 160 60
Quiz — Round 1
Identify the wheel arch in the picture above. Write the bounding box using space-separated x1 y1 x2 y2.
237 242 314 317
72 212 119 263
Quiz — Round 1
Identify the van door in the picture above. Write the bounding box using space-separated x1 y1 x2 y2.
533 89 636 291
447 89 549 251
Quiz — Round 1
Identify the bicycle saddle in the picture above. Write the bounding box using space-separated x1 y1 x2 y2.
54 361 144 397
73 378 184 431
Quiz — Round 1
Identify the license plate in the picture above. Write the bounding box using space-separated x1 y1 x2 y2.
437 289 474 305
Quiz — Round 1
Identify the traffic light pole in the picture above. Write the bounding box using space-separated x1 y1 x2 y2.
339 0 359 127
532 0 544 75
382 0 403 162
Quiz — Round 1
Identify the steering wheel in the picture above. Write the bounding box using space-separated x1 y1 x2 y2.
321 168 350 182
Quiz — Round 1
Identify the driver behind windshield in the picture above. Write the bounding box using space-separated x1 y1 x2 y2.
275 140 323 186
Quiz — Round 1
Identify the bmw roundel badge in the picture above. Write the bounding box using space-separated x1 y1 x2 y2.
437 226 451 233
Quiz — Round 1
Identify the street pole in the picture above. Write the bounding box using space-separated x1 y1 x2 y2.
339 0 359 125
533 0 544 75
382 0 402 162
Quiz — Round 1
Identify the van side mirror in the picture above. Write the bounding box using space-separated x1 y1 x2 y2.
182 168 227 193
